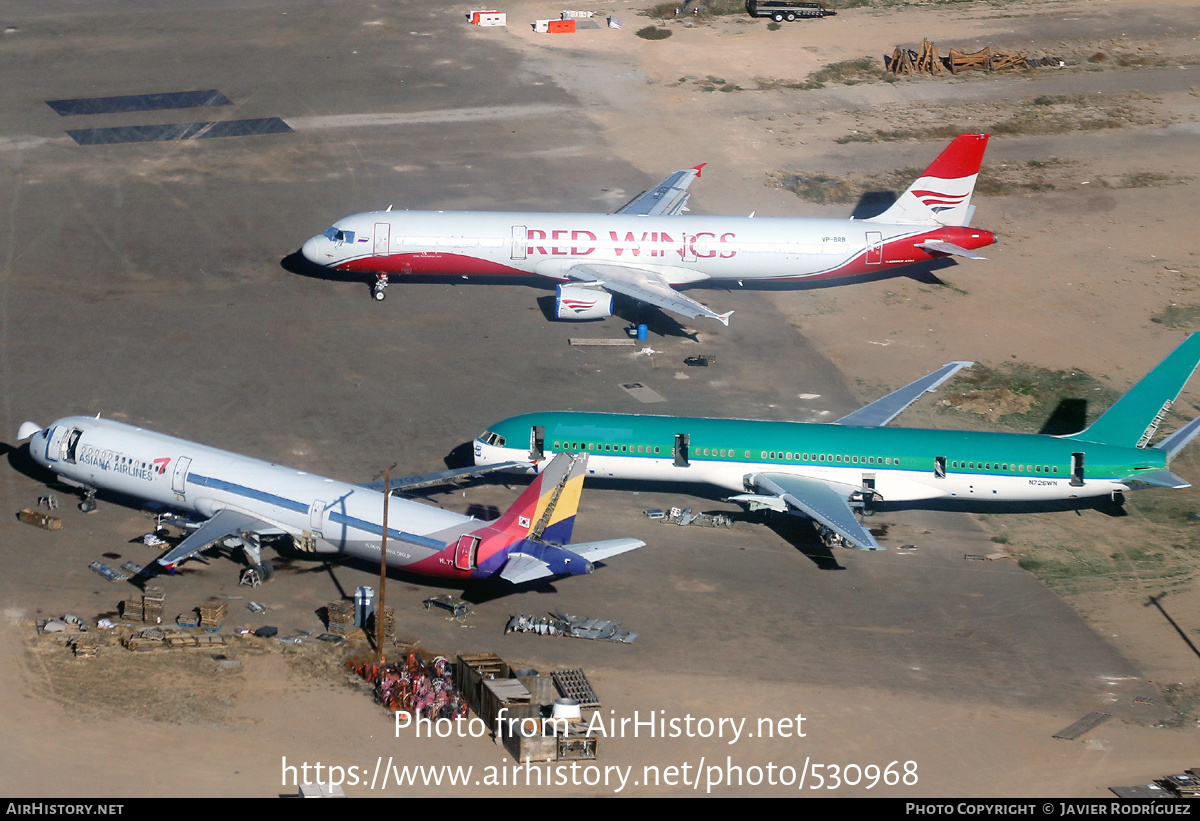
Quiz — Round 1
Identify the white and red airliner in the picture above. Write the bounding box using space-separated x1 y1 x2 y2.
300 134 994 325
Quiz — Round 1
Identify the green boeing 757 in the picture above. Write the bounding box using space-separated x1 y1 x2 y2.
473 335 1200 550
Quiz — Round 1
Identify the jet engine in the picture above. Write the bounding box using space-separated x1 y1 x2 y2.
555 284 613 320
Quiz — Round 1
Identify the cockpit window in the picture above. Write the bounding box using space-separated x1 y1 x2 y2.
478 430 506 448
322 227 355 244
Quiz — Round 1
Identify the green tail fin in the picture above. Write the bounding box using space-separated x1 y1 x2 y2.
1068 333 1200 448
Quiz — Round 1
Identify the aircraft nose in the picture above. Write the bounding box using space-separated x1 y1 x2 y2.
301 236 322 264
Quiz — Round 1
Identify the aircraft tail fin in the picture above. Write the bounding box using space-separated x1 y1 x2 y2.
462 452 630 583
865 133 989 227
1067 334 1200 450
482 451 586 546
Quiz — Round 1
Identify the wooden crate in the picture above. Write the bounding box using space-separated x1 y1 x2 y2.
18 508 62 531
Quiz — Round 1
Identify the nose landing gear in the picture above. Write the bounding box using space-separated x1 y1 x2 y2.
373 273 389 301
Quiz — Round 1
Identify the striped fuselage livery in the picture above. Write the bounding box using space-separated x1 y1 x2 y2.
301 211 993 285
27 416 580 580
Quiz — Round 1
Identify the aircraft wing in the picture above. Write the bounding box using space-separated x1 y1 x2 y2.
742 472 880 550
834 361 971 428
568 263 732 325
614 165 706 216
155 508 271 569
914 239 987 260
358 461 526 494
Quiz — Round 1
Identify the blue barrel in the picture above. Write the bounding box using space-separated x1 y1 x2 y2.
636 324 648 341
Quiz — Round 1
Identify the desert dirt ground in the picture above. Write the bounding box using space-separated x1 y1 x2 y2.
4 0 1200 799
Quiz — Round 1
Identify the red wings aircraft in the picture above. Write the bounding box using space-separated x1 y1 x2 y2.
300 134 994 325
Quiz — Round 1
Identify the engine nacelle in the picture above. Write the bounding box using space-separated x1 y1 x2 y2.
555 284 613 320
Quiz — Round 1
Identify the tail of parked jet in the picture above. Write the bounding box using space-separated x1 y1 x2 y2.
453 451 642 584
866 134 990 228
481 449 585 546
1068 333 1200 454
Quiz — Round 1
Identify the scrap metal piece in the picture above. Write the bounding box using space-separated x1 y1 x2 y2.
553 668 600 709
1053 712 1111 740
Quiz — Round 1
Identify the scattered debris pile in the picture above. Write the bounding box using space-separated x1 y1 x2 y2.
425 595 473 620
456 653 599 761
645 506 732 527
89 561 127 582
887 39 1060 76
122 625 226 652
505 610 638 643
1112 769 1200 799
347 650 467 719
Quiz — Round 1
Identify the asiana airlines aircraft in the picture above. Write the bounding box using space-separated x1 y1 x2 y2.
16 419 643 585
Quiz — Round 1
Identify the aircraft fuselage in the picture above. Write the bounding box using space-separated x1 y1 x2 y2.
301 211 994 285
27 416 493 578
475 412 1162 505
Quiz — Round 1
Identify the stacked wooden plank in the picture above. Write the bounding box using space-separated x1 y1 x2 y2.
948 46 1028 73
198 601 227 632
370 606 395 639
142 589 165 623
326 601 356 633
124 627 166 652
121 589 164 622
72 636 101 659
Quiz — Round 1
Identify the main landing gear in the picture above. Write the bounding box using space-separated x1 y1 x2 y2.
79 488 98 513
373 273 389 301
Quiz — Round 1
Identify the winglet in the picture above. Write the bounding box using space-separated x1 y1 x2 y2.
692 163 706 178
715 310 733 326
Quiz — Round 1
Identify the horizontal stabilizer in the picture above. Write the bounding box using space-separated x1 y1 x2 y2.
498 537 644 584
1152 415 1200 460
836 361 971 428
914 240 987 260
156 508 268 568
560 537 645 563
1124 469 1191 490
499 552 553 584
748 473 880 550
358 461 526 493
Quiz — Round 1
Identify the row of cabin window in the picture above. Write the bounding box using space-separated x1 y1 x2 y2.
952 460 1059 474
764 452 901 466
555 442 745 457
555 441 663 454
